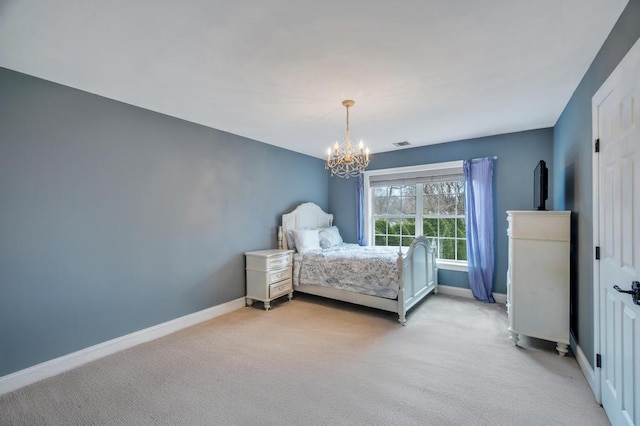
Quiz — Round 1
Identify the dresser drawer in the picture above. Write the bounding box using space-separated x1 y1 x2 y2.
269 279 292 299
507 211 570 241
268 267 292 284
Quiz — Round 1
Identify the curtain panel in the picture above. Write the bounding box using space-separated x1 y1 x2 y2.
464 157 496 303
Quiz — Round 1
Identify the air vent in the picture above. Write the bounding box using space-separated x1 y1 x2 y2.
393 141 411 147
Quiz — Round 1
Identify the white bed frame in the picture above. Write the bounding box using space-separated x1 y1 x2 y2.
280 202 438 324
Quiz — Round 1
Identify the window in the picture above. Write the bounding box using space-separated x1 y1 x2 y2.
364 161 467 270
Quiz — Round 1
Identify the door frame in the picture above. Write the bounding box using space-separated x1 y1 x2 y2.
591 84 602 404
591 35 640 405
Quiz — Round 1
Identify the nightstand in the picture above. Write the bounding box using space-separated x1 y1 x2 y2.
245 249 294 310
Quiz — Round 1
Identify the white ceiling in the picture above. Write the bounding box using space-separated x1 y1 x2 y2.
0 0 629 158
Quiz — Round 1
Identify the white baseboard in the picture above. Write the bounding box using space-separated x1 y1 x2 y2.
0 297 246 395
571 333 599 404
438 284 507 304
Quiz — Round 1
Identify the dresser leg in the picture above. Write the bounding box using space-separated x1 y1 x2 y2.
556 343 568 356
264 301 271 311
287 292 293 301
246 298 253 307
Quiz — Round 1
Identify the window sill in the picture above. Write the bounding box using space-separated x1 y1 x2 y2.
436 260 468 272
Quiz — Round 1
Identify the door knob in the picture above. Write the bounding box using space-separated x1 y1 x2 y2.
613 281 640 305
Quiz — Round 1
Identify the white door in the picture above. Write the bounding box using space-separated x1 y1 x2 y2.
595 37 640 426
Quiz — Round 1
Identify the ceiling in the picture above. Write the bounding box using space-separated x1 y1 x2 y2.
0 0 629 159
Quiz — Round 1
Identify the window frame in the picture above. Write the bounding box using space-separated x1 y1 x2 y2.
363 161 468 272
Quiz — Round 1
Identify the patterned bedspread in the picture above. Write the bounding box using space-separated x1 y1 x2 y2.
293 243 403 299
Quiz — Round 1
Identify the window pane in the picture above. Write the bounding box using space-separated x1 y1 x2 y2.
440 193 456 215
373 187 388 197
375 235 387 246
423 182 438 195
389 186 402 197
374 196 388 215
402 236 413 247
388 197 402 215
440 239 455 260
401 185 415 196
423 195 438 214
402 218 415 235
456 239 467 261
456 182 465 214
401 196 416 214
440 182 450 195
456 218 466 238
375 219 388 234
440 218 455 237
422 218 437 237
388 235 400 246
389 220 397 236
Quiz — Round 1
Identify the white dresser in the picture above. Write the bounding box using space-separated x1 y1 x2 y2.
506 210 570 356
245 249 293 310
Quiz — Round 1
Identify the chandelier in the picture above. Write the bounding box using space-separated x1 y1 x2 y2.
325 100 370 178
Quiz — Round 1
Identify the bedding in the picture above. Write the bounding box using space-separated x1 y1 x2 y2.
293 243 402 299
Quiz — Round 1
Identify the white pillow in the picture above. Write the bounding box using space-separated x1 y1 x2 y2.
319 226 343 249
292 229 320 254
286 228 313 250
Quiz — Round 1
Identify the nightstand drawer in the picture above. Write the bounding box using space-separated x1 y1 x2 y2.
246 251 291 271
268 267 291 284
267 255 290 271
269 279 292 299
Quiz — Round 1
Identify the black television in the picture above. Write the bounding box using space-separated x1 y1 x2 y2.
534 160 548 211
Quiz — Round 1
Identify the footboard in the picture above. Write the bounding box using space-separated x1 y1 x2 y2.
397 236 438 324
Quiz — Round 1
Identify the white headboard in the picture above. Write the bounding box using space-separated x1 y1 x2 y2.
280 202 333 250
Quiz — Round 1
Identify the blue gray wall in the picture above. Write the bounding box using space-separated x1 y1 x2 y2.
328 129 554 295
0 68 328 376
553 0 640 367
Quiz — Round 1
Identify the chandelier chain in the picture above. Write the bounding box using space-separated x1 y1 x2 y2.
346 104 350 132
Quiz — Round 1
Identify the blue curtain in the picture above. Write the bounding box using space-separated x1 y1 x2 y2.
464 157 496 303
356 173 365 246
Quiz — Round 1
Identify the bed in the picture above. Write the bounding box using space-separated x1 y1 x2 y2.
280 202 438 324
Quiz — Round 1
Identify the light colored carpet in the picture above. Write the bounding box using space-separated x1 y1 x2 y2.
0 294 609 425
